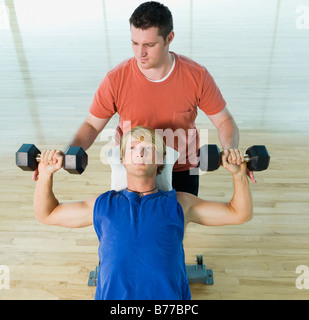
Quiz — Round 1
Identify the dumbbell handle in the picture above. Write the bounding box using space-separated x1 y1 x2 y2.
35 153 63 163
220 146 270 172
219 152 250 164
35 151 82 172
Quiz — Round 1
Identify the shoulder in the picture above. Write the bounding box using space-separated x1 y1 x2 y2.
152 190 182 206
96 189 125 199
106 58 135 78
94 190 121 206
158 189 190 206
173 52 207 73
158 189 177 198
176 191 198 215
173 53 211 88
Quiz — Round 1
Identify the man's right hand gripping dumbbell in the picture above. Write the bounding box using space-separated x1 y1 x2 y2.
16 144 88 179
199 144 270 183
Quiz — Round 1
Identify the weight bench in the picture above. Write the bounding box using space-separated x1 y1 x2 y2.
88 254 213 286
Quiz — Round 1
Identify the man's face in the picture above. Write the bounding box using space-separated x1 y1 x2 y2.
122 137 158 177
131 26 173 70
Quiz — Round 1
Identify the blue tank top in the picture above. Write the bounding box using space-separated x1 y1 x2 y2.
93 189 191 300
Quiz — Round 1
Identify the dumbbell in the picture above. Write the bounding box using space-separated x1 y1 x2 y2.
16 144 88 174
199 144 270 172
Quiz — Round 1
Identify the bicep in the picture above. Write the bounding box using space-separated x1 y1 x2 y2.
189 198 240 226
85 113 111 133
43 196 97 228
179 192 241 226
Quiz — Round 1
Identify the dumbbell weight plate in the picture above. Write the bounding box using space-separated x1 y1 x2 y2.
65 146 88 174
199 144 221 171
246 145 270 172
16 144 41 171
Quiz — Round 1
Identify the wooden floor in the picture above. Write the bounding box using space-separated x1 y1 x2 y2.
1 0 309 300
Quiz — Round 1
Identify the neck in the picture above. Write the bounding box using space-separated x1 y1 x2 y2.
126 176 157 196
140 52 173 81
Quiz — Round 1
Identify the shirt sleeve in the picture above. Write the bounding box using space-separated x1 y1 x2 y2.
198 68 226 115
89 75 117 119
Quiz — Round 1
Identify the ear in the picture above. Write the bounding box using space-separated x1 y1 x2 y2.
166 31 175 45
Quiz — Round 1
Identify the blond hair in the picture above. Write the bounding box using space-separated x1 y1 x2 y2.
120 126 166 175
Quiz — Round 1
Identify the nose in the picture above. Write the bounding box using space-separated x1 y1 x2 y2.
137 45 147 58
137 147 145 157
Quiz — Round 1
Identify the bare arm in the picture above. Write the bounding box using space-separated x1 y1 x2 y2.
66 113 111 151
178 150 253 227
34 150 96 228
208 107 239 150
208 107 256 183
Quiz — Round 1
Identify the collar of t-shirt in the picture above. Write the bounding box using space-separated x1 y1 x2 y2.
142 53 175 83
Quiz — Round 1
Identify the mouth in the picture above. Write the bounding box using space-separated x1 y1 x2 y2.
139 58 148 63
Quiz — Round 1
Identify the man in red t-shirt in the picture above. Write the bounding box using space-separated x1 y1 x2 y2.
34 2 252 194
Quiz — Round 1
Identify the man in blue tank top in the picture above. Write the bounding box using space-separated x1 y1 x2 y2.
33 126 253 300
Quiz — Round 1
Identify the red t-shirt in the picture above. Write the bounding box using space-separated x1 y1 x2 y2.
90 52 226 171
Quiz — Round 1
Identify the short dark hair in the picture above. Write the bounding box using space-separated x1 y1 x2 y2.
129 1 173 40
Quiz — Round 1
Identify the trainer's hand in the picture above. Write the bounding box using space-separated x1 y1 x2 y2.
222 149 246 175
223 149 257 183
38 150 64 177
224 148 243 166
